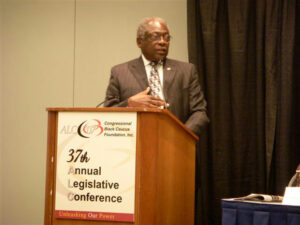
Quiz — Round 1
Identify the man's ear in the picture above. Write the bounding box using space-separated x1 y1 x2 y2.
137 38 142 48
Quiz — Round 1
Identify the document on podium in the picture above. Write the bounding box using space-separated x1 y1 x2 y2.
231 193 283 203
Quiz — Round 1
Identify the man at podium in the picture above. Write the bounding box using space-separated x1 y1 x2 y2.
104 17 209 135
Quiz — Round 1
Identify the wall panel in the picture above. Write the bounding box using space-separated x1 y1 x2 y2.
1 1 74 224
0 0 3 223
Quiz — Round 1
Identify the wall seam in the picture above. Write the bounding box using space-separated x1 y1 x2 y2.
0 0 3 223
72 0 77 107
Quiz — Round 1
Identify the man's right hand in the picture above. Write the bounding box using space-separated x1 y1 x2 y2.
127 87 167 108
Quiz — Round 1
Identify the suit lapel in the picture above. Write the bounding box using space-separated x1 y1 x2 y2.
127 57 176 101
128 57 149 90
163 59 176 102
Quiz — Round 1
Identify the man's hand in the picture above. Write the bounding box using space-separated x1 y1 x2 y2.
127 87 167 108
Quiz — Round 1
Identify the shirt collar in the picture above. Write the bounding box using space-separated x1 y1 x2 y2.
141 54 151 67
141 54 164 67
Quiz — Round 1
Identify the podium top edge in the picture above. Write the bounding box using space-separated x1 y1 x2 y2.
46 107 198 140
46 107 165 113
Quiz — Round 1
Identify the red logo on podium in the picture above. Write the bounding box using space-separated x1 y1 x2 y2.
77 119 103 138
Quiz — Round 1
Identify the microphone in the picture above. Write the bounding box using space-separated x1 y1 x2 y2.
96 96 120 108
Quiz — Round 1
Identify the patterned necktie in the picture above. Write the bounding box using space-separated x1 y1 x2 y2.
149 61 162 98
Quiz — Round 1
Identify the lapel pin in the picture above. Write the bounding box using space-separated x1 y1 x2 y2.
167 67 171 71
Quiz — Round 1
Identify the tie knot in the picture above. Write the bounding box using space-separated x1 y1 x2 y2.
150 61 157 67
150 60 163 68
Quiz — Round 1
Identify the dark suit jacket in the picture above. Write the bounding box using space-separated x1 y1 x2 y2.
104 57 209 135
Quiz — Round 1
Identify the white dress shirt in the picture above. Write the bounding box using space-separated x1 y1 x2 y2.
141 54 165 100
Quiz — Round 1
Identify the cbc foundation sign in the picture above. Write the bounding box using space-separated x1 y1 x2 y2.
55 111 137 222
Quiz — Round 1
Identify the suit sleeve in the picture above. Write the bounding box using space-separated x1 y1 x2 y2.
104 67 128 107
184 64 209 135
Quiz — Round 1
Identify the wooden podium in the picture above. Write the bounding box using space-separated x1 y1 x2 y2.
44 108 198 225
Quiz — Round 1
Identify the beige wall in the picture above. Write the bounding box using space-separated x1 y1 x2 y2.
0 0 3 223
0 0 187 225
1 1 75 225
